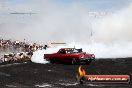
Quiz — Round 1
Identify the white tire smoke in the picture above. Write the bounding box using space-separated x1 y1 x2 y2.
31 49 49 64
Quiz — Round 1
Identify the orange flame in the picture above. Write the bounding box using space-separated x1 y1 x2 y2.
78 65 86 76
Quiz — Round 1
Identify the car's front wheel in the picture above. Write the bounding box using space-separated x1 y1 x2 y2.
86 59 92 64
49 59 55 64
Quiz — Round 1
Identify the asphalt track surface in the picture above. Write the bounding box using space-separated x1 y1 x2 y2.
0 58 132 88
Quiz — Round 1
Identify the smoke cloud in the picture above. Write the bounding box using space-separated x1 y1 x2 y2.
94 4 132 42
0 1 132 58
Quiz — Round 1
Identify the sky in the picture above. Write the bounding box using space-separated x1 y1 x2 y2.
1 0 132 13
0 0 131 21
0 0 131 20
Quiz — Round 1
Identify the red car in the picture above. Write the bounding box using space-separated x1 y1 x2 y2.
44 48 95 64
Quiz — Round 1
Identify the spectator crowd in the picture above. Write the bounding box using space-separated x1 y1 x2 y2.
0 38 48 64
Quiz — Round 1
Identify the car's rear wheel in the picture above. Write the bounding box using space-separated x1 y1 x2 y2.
50 60 55 64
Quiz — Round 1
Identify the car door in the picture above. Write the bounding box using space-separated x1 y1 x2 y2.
51 49 65 62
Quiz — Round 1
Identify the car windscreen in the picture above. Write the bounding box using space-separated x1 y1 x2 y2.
66 49 82 53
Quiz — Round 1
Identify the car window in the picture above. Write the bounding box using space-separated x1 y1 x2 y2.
59 49 66 54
